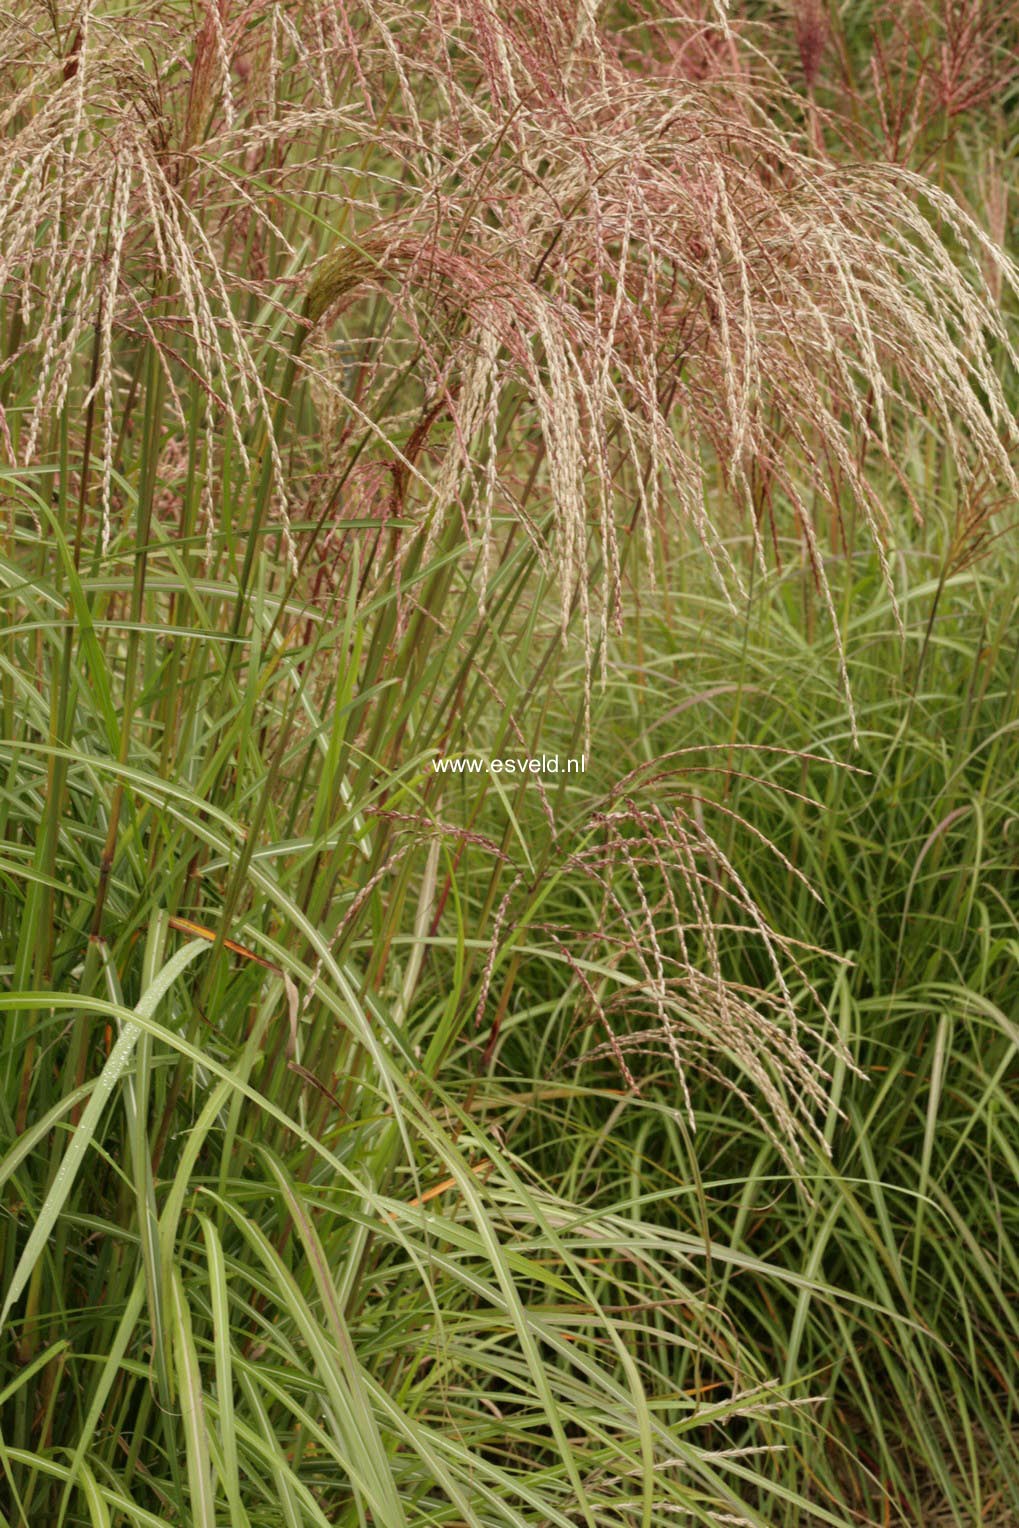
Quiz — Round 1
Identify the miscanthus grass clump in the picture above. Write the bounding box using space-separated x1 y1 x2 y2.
4 1 1018 695
0 1 1017 1524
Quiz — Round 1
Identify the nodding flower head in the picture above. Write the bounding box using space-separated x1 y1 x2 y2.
794 0 828 92
303 243 382 327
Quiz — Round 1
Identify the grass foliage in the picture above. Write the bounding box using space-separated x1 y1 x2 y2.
1 1 1018 1524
